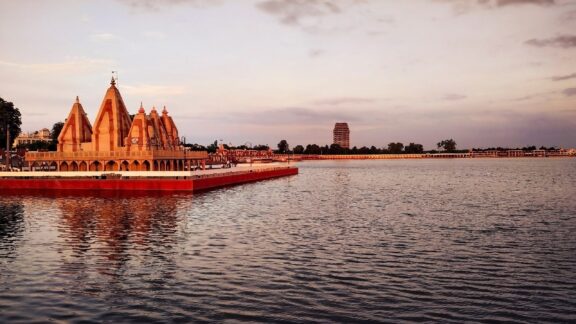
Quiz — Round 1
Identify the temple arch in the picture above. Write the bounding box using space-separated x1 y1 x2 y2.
90 161 102 171
120 160 130 171
130 160 140 171
79 161 88 171
70 161 79 171
143 160 151 171
105 160 117 171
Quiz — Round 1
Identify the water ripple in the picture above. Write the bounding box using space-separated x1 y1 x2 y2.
1 159 576 322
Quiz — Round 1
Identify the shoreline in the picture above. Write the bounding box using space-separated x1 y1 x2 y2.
278 153 575 160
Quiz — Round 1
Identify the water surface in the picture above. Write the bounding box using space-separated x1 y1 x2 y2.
1 159 575 322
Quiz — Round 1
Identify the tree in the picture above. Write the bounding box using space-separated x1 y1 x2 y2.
437 139 457 152
293 145 304 154
185 143 207 151
206 140 218 153
17 140 51 151
304 144 321 154
253 144 270 151
277 139 289 153
329 143 344 154
388 142 404 154
358 146 370 154
0 97 22 150
404 142 424 154
49 121 64 150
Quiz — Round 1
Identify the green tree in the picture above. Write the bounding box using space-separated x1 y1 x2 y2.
329 143 344 154
0 97 22 150
358 146 370 154
277 139 289 153
48 121 64 150
304 144 321 154
206 140 218 153
17 140 51 151
404 142 424 154
388 142 404 154
293 145 304 154
253 144 270 151
437 139 457 152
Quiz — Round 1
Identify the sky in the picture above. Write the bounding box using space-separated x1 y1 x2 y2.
0 0 575 150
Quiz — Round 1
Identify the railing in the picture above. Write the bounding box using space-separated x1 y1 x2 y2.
25 150 208 161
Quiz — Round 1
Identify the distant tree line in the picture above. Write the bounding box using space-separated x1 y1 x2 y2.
275 139 464 154
184 140 270 154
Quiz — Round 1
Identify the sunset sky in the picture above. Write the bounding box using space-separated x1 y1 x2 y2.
1 0 575 149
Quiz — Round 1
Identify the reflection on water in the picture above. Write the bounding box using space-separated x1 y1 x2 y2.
57 195 181 278
1 159 576 322
0 201 24 258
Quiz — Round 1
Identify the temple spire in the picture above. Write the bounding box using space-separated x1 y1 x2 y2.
75 96 79 103
139 102 145 114
110 76 116 86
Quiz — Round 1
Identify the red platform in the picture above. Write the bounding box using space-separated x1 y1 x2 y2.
0 167 298 193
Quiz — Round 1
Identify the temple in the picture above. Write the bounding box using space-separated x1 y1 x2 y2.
25 78 207 171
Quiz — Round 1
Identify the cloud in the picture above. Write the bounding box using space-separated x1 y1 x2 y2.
256 0 340 26
562 9 576 21
121 84 187 96
197 106 369 126
255 0 368 30
550 73 576 81
435 0 556 14
314 97 378 106
562 88 576 96
442 94 467 101
116 0 222 11
0 57 114 73
525 35 576 48
90 33 120 42
309 49 325 58
436 0 556 6
494 0 555 6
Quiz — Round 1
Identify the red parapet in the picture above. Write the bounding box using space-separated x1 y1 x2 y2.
193 167 298 192
0 167 298 193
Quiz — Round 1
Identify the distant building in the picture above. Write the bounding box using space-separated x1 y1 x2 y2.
333 122 350 149
13 128 51 148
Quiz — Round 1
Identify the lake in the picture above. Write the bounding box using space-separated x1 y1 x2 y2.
1 159 575 323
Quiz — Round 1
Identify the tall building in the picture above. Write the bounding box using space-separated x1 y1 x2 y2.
333 122 350 149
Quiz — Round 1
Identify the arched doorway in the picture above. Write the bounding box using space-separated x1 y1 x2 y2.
120 160 129 171
143 160 151 171
90 161 101 171
79 161 88 171
70 161 79 171
105 161 117 171
130 160 140 171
